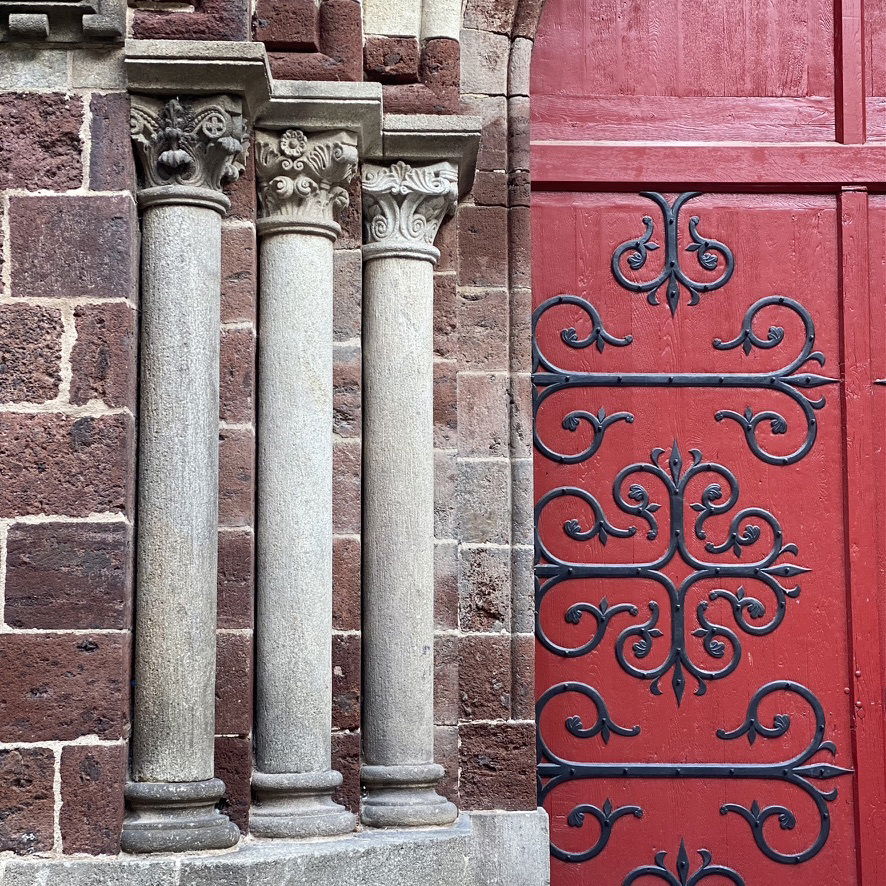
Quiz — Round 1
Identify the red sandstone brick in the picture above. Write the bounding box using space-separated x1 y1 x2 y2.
332 634 360 731
331 729 360 813
434 450 457 540
0 413 133 518
456 286 510 371
459 545 512 632
434 635 458 726
511 634 535 721
472 170 508 206
0 748 55 854
457 372 510 457
459 634 512 721
433 272 457 360
333 343 361 438
333 249 362 341
10 195 137 301
434 541 458 631
459 94 508 171
0 633 129 742
433 360 457 449
364 36 420 84
132 0 249 40
219 327 256 425
218 429 255 527
218 529 254 631
60 744 126 855
435 724 459 804
332 440 360 535
462 0 515 34
89 93 136 192
337 176 362 250
70 303 137 409
5 522 132 630
382 83 459 115
215 736 251 834
333 535 361 632
458 206 509 287
220 225 257 324
223 148 257 223
254 0 320 50
0 93 82 191
215 632 253 737
459 722 537 810
0 304 63 404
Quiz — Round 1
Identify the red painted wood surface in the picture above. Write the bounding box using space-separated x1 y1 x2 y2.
531 2 886 885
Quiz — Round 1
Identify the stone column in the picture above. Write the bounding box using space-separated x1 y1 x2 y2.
250 129 358 838
123 95 246 854
360 161 459 827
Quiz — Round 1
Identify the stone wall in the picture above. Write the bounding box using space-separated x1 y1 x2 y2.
0 0 546 857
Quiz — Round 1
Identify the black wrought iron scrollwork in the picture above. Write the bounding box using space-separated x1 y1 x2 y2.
623 844 745 885
537 681 852 867
532 294 837 465
535 443 808 703
611 192 735 315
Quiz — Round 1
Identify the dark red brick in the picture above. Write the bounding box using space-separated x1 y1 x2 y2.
0 413 133 518
215 631 253 737
337 176 362 250
459 722 537 810
332 535 360 632
364 36 420 84
458 206 509 287
223 148 257 223
421 38 460 91
218 529 254 631
511 634 535 721
0 748 55 854
0 304 63 404
5 521 132 630
10 195 136 300
220 224 257 323
70 302 137 409
0 93 82 191
459 546 512 632
219 327 255 425
333 249 362 340
382 83 458 115
89 93 136 192
331 729 360 813
456 287 510 371
332 633 360 731
472 171 508 206
433 359 457 449
132 0 249 40
463 0 515 34
436 214 457 273
433 272 457 360
60 744 126 855
0 633 129 742
459 634 511 721
332 441 360 535
434 541 458 631
434 635 458 726
333 343 361 438
215 735 251 834
254 0 319 50
218 429 255 527
435 724 458 804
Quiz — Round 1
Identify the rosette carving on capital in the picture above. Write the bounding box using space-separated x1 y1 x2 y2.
130 95 247 192
361 161 458 260
255 129 358 232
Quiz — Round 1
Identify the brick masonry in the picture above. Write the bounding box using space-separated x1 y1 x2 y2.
0 0 543 855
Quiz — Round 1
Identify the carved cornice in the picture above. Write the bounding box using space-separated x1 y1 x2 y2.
361 160 458 263
255 129 358 238
130 95 248 200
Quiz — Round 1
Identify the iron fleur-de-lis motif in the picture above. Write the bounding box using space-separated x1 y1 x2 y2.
622 844 745 885
611 192 735 315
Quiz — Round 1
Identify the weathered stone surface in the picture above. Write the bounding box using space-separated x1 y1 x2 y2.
254 0 319 49
0 633 129 742
462 0 515 34
434 272 457 359
510 634 535 721
219 327 255 425
70 303 137 409
460 28 510 95
433 359 457 449
332 535 361 632
5 521 131 630
333 249 362 341
218 429 255 527
0 748 54 855
60 744 126 855
337 176 363 249
459 95 507 171
510 456 533 549
364 36 420 83
434 724 459 803
434 635 459 726
459 634 511 721
434 450 457 540
457 460 511 544
332 440 360 535
217 529 254 631
332 634 360 731
472 170 508 206
89 93 136 192
457 287 509 371
220 224 257 323
459 544 512 632
459 206 509 287
0 304 62 404
0 93 82 190
469 809 551 886
10 196 136 300
132 0 249 40
215 632 253 738
457 372 510 457
214 736 251 834
434 540 458 630
333 343 361 438
459 723 537 810
0 414 133 518
422 38 460 92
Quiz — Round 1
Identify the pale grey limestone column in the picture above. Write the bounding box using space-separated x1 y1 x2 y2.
123 95 247 854
360 161 459 827
250 129 358 838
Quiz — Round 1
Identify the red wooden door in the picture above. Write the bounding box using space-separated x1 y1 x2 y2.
531 2 886 885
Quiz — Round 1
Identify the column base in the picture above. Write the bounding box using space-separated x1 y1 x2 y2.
361 763 458 828
122 778 240 854
251 770 356 838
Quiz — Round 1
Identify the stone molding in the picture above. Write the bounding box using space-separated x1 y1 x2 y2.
1 0 124 42
361 160 458 263
255 128 358 238
130 94 248 195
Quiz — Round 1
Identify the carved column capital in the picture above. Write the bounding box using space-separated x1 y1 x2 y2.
361 161 458 264
130 95 248 213
255 129 358 240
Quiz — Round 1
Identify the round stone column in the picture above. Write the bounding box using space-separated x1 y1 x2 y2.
123 95 246 854
360 161 459 827
250 129 358 838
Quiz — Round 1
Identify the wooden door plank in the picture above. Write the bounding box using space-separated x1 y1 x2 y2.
835 0 866 144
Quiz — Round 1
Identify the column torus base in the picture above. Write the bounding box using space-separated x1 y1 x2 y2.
250 771 355 838
122 779 240 854
361 764 457 828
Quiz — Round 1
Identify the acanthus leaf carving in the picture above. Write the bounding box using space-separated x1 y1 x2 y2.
130 95 248 194
361 160 458 259
255 128 359 232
